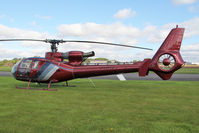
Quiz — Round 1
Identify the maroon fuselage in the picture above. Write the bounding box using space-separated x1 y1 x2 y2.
59 63 143 82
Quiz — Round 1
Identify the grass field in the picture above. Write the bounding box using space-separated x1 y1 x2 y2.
0 76 199 133
175 67 199 74
0 66 12 72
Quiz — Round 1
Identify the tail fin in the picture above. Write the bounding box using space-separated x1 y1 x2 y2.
149 26 185 80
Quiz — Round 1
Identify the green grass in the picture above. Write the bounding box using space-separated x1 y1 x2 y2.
175 67 199 74
0 76 199 133
0 66 12 72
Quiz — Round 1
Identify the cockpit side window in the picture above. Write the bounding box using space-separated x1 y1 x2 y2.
32 60 40 69
20 59 32 68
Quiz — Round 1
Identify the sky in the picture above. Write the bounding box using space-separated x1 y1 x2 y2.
0 0 199 63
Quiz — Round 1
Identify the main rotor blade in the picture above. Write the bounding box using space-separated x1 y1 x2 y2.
0 39 153 50
0 39 46 42
62 40 152 50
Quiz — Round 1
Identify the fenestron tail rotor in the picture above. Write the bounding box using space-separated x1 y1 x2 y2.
158 53 176 71
0 39 153 52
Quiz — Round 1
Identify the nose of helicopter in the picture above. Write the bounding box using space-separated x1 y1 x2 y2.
11 64 17 79
11 60 21 79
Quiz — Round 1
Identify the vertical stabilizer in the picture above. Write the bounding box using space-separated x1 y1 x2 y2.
149 26 185 80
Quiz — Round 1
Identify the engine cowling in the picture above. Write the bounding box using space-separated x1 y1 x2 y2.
62 51 94 65
45 51 95 65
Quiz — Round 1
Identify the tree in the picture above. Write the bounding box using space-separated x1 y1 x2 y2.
95 58 108 61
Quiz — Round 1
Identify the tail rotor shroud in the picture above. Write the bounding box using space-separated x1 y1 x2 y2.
158 53 176 72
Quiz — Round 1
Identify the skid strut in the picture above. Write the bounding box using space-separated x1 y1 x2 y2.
16 79 58 91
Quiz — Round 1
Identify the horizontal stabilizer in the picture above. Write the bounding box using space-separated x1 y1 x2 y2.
117 74 126 81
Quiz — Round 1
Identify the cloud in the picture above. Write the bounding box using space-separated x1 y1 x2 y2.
172 0 197 5
56 17 199 62
181 43 199 63
182 43 199 51
0 24 49 39
114 8 136 19
145 17 199 43
57 17 199 44
181 17 199 37
0 24 51 57
57 22 140 44
0 44 48 60
56 22 155 61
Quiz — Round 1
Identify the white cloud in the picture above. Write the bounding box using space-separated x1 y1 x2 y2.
57 17 199 45
56 17 199 62
0 24 49 39
56 22 156 61
0 44 47 60
172 0 196 5
182 43 199 51
181 17 199 37
114 8 136 19
144 17 199 43
57 22 141 61
57 22 140 44
181 43 199 63
0 24 51 59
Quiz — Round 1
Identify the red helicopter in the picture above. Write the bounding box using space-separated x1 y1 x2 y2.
0 26 185 91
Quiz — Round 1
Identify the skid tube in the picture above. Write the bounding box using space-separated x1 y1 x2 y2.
16 79 58 91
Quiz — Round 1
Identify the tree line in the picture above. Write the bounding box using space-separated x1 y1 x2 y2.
0 58 22 66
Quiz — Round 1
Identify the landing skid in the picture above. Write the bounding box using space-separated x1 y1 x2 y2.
15 80 76 91
16 80 58 91
38 81 76 87
16 86 58 91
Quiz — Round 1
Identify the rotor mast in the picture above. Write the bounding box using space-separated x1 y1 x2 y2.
51 43 57 53
45 39 64 53
50 41 58 53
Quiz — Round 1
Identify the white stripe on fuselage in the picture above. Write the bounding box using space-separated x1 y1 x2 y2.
38 64 59 81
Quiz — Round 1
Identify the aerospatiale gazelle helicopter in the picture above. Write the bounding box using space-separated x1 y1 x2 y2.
0 26 185 91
